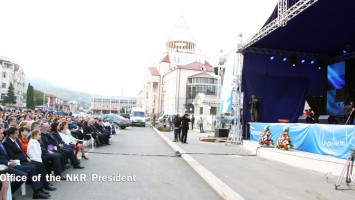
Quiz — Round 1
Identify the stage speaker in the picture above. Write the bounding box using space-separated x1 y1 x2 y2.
298 116 307 123
318 115 330 124
214 128 229 137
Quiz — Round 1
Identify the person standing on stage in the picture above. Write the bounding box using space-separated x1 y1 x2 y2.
306 109 316 123
304 109 310 117
249 95 259 122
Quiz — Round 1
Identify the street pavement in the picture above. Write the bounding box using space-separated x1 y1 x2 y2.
13 126 221 200
12 126 355 200
160 128 355 200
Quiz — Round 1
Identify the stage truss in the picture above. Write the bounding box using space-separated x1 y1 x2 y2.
239 0 319 53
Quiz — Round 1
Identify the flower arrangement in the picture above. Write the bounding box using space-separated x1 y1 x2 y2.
276 127 293 150
259 125 273 146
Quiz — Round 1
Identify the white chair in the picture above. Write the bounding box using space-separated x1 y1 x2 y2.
79 128 94 150
15 162 26 196
83 132 95 150
6 179 12 199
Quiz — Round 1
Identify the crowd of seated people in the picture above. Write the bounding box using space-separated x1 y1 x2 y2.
0 109 116 199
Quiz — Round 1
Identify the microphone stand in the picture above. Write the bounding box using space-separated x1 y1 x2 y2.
345 109 354 125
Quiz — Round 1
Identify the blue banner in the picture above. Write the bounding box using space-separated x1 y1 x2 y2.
220 56 236 113
250 123 355 159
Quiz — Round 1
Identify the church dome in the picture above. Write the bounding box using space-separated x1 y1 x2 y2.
166 15 196 53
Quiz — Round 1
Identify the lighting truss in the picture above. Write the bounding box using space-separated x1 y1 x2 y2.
328 51 355 64
242 47 330 60
238 0 319 52
278 0 288 27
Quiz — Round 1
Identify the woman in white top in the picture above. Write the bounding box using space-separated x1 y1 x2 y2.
59 121 88 160
27 130 42 162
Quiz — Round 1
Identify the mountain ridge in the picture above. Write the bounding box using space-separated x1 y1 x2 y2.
25 76 93 108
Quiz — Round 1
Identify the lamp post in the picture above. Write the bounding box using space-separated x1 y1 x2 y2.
43 81 46 107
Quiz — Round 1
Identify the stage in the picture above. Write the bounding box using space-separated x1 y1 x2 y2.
249 122 355 160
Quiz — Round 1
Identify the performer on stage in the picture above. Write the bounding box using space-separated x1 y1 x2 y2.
306 109 316 123
249 95 259 122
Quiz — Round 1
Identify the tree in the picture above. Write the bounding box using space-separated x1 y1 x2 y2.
34 89 45 106
26 83 34 109
3 82 17 106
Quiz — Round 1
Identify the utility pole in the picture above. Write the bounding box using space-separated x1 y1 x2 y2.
43 81 46 108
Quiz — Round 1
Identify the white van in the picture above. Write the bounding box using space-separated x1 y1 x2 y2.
130 107 147 127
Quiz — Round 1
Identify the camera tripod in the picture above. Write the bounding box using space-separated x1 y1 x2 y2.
335 150 354 190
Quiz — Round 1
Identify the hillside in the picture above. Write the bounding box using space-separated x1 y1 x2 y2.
25 76 92 108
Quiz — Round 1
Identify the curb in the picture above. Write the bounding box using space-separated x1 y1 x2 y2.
153 127 245 200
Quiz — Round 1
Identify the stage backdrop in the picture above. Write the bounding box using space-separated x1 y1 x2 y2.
242 52 326 138
250 122 355 160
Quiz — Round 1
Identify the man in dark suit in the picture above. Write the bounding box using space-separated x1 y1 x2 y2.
0 127 50 199
92 119 110 145
46 123 83 169
37 123 66 179
3 127 56 193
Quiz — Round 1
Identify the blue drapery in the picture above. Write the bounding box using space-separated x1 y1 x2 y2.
242 53 326 138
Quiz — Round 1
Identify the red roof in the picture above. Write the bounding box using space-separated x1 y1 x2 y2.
204 61 213 67
46 94 56 98
177 62 214 72
161 55 170 63
148 67 160 76
188 72 214 78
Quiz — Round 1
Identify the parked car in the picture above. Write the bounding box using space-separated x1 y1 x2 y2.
56 110 69 115
72 112 86 117
103 114 132 129
119 113 130 119
158 114 175 122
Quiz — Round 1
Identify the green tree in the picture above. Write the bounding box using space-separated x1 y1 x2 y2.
34 89 46 106
3 82 17 106
26 83 34 109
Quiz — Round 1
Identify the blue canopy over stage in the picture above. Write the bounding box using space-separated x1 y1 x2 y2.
241 0 355 138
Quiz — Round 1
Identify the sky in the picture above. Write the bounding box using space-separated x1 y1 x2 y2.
0 0 277 97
